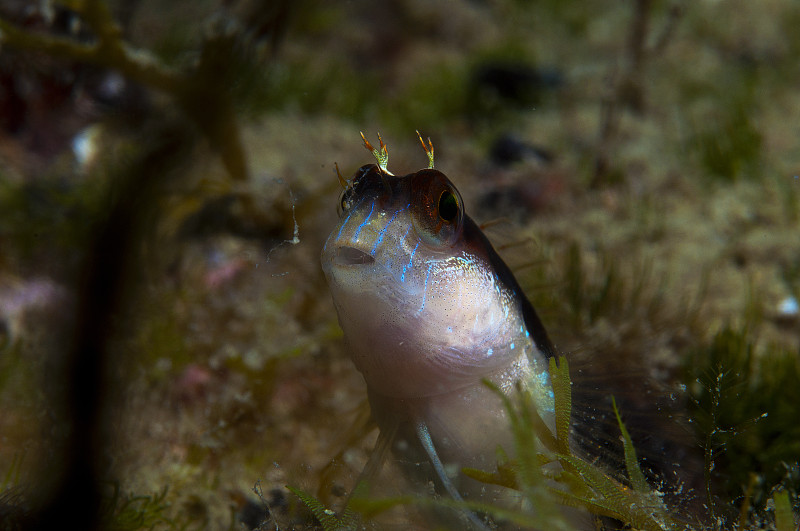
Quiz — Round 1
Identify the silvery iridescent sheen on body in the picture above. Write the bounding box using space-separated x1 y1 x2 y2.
321 134 557 506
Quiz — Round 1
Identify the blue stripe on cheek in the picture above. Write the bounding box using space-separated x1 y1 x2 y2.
402 223 413 241
407 239 419 267
402 239 420 283
418 262 432 312
399 219 414 265
336 208 355 240
371 206 404 255
352 200 375 241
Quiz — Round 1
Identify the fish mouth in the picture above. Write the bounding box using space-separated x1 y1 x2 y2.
333 246 375 266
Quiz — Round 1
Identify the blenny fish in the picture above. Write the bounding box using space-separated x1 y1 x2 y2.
320 132 561 517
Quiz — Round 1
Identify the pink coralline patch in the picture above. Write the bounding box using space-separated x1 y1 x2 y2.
0 276 69 342
204 258 251 289
174 363 215 405
270 368 337 416
0 277 65 316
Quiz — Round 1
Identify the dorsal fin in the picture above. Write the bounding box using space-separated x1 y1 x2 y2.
564 344 708 524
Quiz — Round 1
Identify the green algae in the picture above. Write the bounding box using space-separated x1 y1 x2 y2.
685 325 800 526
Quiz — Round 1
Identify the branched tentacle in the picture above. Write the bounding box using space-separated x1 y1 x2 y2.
361 132 390 174
416 130 435 169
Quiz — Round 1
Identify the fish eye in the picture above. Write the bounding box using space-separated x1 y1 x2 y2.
411 169 464 247
438 190 459 223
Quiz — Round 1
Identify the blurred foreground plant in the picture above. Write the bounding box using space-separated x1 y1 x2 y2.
463 357 681 530
0 0 290 230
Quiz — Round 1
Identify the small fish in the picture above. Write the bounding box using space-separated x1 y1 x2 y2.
321 133 560 520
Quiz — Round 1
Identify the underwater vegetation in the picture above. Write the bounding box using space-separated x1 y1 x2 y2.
390 358 679 529
290 355 798 530
685 325 800 527
1 0 799 530
285 264 800 530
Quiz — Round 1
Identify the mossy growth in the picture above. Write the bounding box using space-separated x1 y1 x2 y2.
0 174 107 276
540 241 671 335
260 56 382 123
685 69 763 183
99 484 178 531
684 325 800 527
381 60 471 134
0 462 185 530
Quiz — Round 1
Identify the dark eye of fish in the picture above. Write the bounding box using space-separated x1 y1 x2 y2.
411 169 464 247
438 190 459 222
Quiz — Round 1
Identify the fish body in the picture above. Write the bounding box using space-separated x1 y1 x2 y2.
320 136 706 531
321 137 558 508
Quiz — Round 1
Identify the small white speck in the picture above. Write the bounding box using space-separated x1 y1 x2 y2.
487 348 493 356
72 126 100 167
778 296 798 316
510 342 515 350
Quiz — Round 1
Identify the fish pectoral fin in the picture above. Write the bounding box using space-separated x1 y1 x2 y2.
415 421 491 531
347 419 397 505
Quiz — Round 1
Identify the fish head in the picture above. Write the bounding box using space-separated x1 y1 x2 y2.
321 161 528 398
